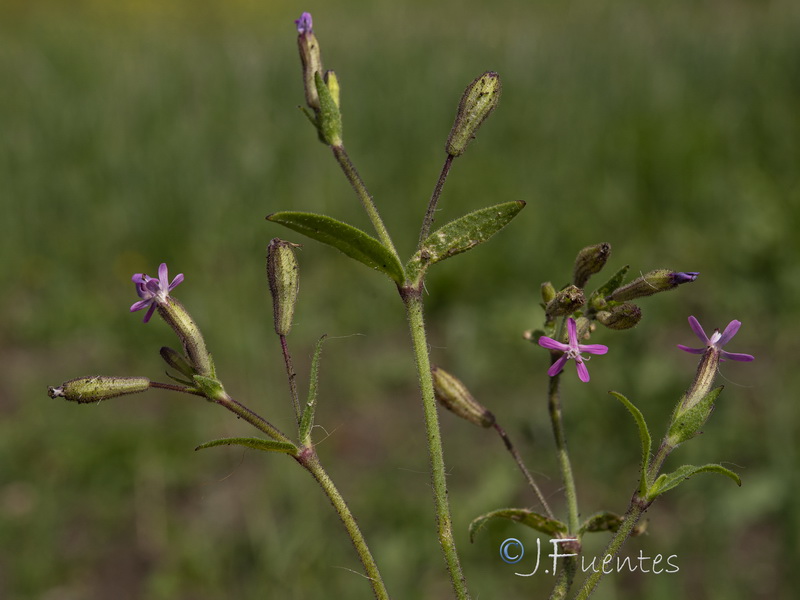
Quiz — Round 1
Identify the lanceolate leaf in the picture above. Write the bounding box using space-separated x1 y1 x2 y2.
299 335 328 445
195 437 298 455
609 391 652 494
579 511 647 537
469 508 567 542
407 201 526 283
267 211 405 284
647 463 741 501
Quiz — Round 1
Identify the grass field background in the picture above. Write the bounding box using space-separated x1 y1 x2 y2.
2 0 798 598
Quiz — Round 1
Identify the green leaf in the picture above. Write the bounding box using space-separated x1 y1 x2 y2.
668 386 723 446
647 463 741 501
195 437 298 455
579 511 647 537
407 201 525 283
588 264 630 309
267 211 405 284
469 508 567 543
299 335 328 445
314 72 342 146
609 391 652 494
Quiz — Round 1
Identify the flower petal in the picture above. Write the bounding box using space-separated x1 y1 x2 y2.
547 354 569 377
687 316 709 345
677 344 705 355
143 303 157 323
578 343 608 355
716 320 741 347
168 272 184 291
566 318 579 347
538 336 570 352
721 350 754 362
575 360 590 382
130 299 151 313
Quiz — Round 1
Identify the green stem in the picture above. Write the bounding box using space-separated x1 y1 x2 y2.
548 373 580 534
571 498 648 600
418 154 455 245
301 449 391 600
215 392 294 445
403 288 471 600
331 144 401 265
280 334 302 424
493 423 555 521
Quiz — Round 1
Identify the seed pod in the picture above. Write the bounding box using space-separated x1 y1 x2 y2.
267 238 301 336
432 366 495 428
545 285 585 318
48 376 150 403
608 270 698 302
596 303 642 330
573 243 611 288
446 71 501 157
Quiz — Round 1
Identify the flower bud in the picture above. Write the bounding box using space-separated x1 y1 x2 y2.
296 13 323 111
607 270 698 302
596 303 642 330
446 71 501 157
573 243 611 288
160 346 196 379
432 366 495 428
540 281 556 305
545 285 585 318
267 238 301 336
324 70 340 109
314 72 343 146
48 376 150 403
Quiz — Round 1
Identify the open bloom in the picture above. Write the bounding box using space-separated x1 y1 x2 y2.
130 263 184 323
538 318 609 382
677 316 754 362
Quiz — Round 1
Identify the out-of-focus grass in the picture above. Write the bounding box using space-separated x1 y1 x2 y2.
1 0 798 598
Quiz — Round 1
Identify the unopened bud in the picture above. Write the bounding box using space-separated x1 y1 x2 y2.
324 70 340 109
160 346 196 379
446 71 501 157
314 72 343 146
432 366 495 428
607 270 698 302
596 303 642 330
545 285 585 318
296 12 323 111
541 281 556 305
267 238 300 336
573 243 611 288
48 376 150 403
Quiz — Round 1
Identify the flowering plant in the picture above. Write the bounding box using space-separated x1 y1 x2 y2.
47 12 754 600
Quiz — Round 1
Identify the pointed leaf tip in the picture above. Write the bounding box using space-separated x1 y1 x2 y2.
267 211 405 284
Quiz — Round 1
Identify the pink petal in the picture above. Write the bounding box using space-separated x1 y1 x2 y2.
576 360 590 382
579 344 608 355
687 316 709 345
566 318 579 347
547 354 569 377
538 336 570 352
677 344 705 355
721 351 754 362
717 320 741 347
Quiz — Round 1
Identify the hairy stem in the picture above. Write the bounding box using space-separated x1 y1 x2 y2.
548 373 580 534
215 392 293 445
572 498 647 600
418 154 455 245
301 449 391 600
493 422 555 521
280 334 302 423
331 144 401 265
404 289 471 600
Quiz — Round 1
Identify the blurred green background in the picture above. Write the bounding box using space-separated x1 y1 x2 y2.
2 0 797 598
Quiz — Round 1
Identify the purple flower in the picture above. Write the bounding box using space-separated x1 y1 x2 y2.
538 318 609 382
295 12 313 34
670 272 699 285
130 263 184 323
677 316 754 362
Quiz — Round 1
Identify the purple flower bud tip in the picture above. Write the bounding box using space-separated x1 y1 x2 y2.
537 318 608 383
677 315 754 362
130 262 184 323
295 12 313 34
671 271 699 285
